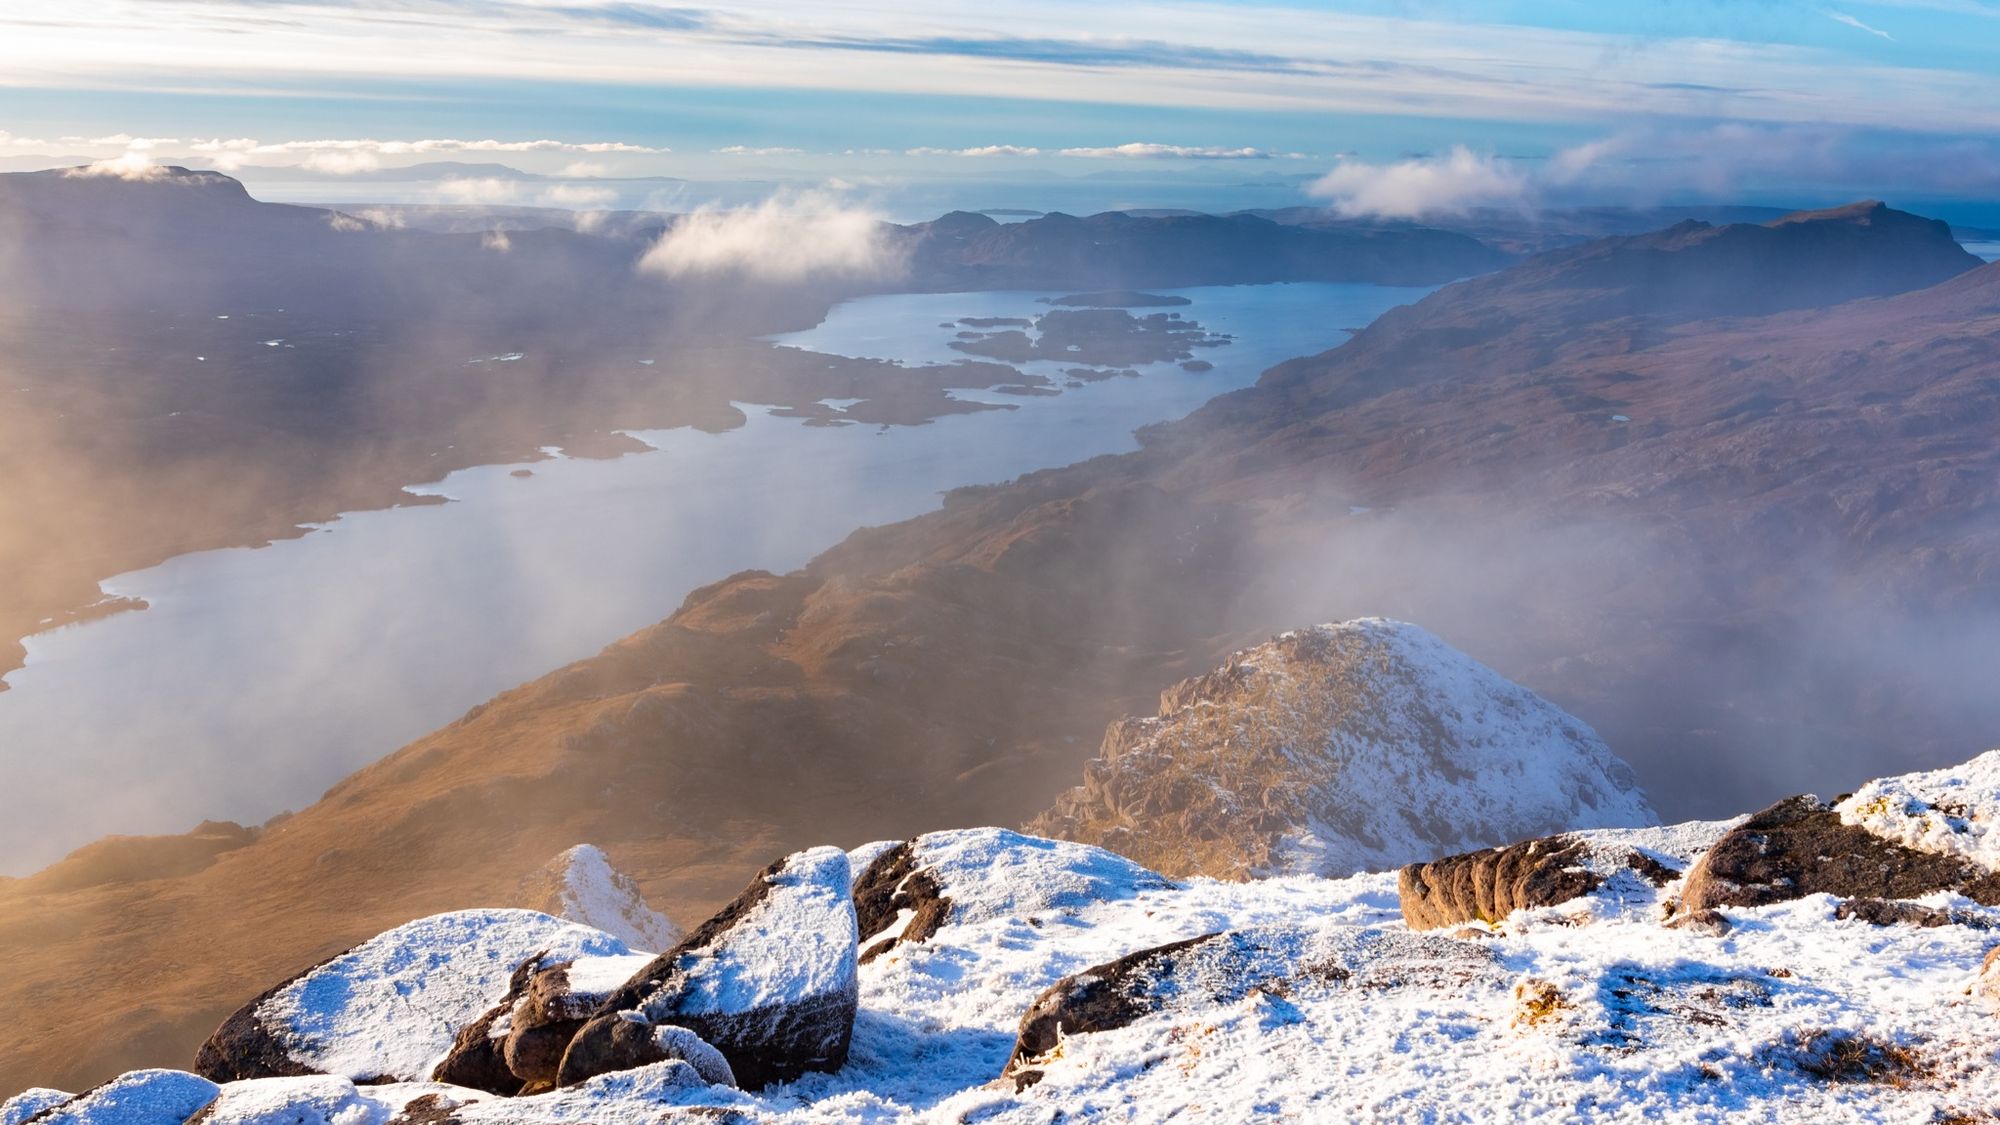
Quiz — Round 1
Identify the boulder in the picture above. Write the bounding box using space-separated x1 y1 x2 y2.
503 953 652 1087
1833 898 1993 929
1664 908 1732 938
852 829 1172 963
195 910 629 1084
1004 926 1495 1088
1398 831 1690 931
430 953 545 1095
18 1069 218 1125
517 845 682 952
1679 795 2000 913
184 1075 389 1124
558 846 858 1091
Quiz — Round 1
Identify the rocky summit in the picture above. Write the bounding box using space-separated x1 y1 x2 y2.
1031 619 1657 878
13 743 2000 1121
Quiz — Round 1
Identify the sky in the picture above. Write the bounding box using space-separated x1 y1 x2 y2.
4 0 1999 221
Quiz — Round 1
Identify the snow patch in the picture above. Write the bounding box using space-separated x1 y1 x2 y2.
1837 748 2000 872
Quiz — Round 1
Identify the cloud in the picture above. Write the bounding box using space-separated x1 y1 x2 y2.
557 160 611 178
539 183 618 208
905 144 1042 157
62 150 169 181
433 177 523 204
637 190 904 283
1057 143 1271 159
301 150 381 174
1825 10 1897 39
716 145 803 156
1308 124 2000 218
1309 146 1533 218
481 230 513 252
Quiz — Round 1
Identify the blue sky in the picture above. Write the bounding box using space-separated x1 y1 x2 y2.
3 1 1997 219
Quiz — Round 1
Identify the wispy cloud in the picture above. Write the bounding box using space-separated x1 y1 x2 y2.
905 144 1042 157
716 145 803 156
1057 142 1272 159
1825 10 1897 39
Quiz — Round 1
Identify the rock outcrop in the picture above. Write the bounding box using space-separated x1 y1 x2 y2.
1398 832 1686 931
558 847 858 1091
1680 795 2000 913
1033 620 1657 879
1004 926 1498 1088
194 911 629 1084
516 845 682 953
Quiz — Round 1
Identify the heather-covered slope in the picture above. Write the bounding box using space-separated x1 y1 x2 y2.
2 202 1993 1095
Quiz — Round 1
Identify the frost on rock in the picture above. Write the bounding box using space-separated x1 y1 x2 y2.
559 846 859 1091
1033 618 1658 879
1837 748 2000 872
0 1088 69 1125
22 1070 217 1125
197 909 630 1084
519 844 683 953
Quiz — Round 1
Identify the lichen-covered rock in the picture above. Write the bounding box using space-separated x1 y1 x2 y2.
1680 795 2000 913
20 1070 217 1125
1398 835 1603 930
1032 620 1656 880
195 910 629 1084
558 847 858 1091
851 829 1173 963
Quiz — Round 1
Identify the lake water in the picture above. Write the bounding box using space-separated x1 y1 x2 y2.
0 281 1428 873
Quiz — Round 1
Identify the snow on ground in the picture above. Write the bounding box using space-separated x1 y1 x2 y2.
23 822 2000 1122
256 909 632 1081
1 1088 70 1125
1838 749 2000 872
15 1070 217 1125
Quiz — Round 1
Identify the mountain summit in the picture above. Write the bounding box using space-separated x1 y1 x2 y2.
1031 619 1656 878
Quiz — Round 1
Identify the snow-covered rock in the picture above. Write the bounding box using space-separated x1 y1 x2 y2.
185 1075 391 1124
1031 619 1658 879
852 828 1176 961
1683 792 2000 914
558 846 859 1091
1 1088 69 1125
1837 749 2000 872
517 845 682 953
17 1070 215 1125
195 909 631 1084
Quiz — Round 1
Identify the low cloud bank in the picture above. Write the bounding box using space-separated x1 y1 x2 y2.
1312 125 2000 219
637 191 905 284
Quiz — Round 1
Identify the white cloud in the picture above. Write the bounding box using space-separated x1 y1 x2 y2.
434 177 523 204
906 144 1043 157
1309 146 1532 218
301 150 382 174
716 145 804 156
63 150 168 180
1057 143 1271 159
557 160 611 178
481 229 513 252
540 183 617 208
1826 10 1897 39
637 190 905 283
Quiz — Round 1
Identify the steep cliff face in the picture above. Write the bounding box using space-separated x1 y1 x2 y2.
1032 620 1655 878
